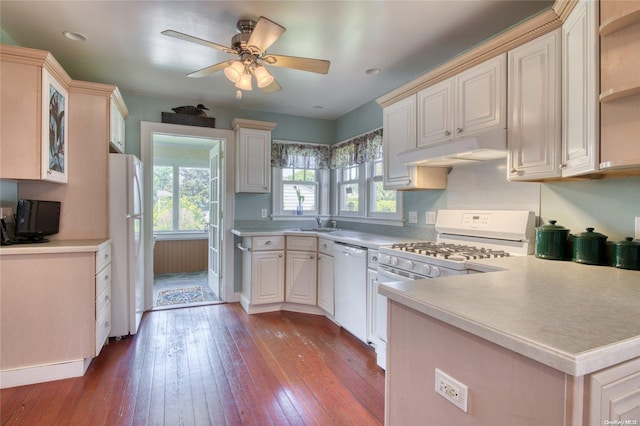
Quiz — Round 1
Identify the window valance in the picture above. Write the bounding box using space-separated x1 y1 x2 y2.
271 141 330 170
329 128 383 169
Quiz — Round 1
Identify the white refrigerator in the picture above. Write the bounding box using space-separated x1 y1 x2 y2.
109 154 144 338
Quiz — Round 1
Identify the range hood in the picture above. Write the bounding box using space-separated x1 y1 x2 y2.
397 128 507 167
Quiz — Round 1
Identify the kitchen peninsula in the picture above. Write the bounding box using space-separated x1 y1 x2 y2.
380 256 640 425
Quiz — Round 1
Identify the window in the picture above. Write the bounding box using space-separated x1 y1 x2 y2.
332 129 401 222
153 165 209 232
271 141 330 218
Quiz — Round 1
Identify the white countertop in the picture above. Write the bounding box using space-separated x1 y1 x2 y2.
379 255 640 376
0 239 111 255
231 228 413 249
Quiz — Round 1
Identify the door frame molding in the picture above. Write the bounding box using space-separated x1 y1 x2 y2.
141 121 238 309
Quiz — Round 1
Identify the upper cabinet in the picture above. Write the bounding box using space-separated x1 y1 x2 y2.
232 118 277 193
382 95 448 191
417 53 506 147
561 0 600 177
599 0 640 170
508 29 562 181
1 45 72 183
109 88 128 154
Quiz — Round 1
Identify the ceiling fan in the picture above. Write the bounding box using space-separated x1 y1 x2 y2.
162 16 331 95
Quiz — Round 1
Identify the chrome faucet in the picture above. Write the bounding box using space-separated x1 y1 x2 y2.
316 216 322 227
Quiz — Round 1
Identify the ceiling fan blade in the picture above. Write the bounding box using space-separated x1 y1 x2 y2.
262 78 282 94
187 60 235 78
262 54 330 74
247 17 285 54
161 29 236 55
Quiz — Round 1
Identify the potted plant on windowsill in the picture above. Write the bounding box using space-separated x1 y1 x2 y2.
294 186 304 215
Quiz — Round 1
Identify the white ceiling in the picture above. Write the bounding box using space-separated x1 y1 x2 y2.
1 1 552 120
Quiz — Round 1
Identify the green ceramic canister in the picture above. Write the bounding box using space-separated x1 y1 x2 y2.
614 237 640 270
572 228 608 265
535 220 570 260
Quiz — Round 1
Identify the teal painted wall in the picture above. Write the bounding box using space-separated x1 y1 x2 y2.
333 100 383 143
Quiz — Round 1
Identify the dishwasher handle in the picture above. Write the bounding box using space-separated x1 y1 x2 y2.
333 242 367 256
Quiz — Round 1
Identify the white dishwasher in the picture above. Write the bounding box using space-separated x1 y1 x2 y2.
333 242 368 343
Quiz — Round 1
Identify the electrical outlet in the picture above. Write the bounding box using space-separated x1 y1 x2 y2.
409 211 418 224
261 208 268 219
635 217 640 240
426 211 437 225
435 368 468 413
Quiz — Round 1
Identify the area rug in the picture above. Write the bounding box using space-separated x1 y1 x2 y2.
156 286 204 306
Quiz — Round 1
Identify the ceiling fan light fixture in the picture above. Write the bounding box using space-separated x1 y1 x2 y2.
254 65 274 88
235 72 253 91
224 61 244 83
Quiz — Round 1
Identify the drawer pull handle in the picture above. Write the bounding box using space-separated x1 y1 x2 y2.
105 321 110 328
265 240 272 245
105 295 111 302
279 254 283 258
456 127 463 134
104 254 109 259
104 275 109 281
444 130 450 136
372 256 378 261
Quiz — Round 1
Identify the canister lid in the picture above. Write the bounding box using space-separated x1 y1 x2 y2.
616 237 640 247
575 227 608 240
537 220 568 232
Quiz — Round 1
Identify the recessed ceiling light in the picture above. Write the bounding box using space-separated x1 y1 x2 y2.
365 68 381 75
62 31 87 41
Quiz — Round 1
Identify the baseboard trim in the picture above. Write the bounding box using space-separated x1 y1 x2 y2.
0 358 91 389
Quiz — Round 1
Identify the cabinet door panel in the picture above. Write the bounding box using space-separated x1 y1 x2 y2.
236 128 271 193
508 29 562 181
285 251 317 305
383 96 416 189
417 79 453 147
562 0 599 176
251 251 284 304
456 54 506 137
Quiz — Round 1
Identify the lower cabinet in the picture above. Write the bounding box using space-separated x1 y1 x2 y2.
0 240 112 388
240 235 285 311
589 357 640 423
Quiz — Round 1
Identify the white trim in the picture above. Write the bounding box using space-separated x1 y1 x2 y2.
0 358 91 389
153 232 208 241
333 126 383 146
273 139 329 147
335 216 405 227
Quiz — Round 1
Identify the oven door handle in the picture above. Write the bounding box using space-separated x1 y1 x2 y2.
378 265 413 282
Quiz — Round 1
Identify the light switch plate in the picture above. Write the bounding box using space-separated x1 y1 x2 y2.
409 211 418 224
261 208 268 218
426 211 437 225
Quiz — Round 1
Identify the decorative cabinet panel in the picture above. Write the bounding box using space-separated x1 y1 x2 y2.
250 251 285 304
508 29 562 181
94 243 112 356
589 357 640 424
382 96 448 191
561 0 600 177
109 89 128 154
232 118 277 193
0 45 71 183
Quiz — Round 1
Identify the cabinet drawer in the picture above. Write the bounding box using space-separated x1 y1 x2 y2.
96 283 111 318
96 244 112 273
252 236 285 251
319 238 334 255
96 263 111 298
95 302 111 356
287 236 318 252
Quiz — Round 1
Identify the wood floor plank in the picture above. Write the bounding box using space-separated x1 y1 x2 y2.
0 303 385 425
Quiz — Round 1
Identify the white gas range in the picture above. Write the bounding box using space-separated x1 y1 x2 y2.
378 210 536 279
372 209 536 370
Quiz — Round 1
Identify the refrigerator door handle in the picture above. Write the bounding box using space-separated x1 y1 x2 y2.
126 214 142 219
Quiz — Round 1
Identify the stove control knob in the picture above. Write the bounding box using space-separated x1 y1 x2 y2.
380 255 389 264
406 261 414 270
423 264 431 275
431 266 441 277
390 256 399 266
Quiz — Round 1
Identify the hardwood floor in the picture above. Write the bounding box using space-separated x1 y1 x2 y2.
1 303 385 425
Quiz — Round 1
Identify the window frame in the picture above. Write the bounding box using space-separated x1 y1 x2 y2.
152 158 210 237
272 167 330 219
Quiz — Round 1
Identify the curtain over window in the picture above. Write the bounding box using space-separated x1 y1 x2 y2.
271 142 330 170
329 128 383 169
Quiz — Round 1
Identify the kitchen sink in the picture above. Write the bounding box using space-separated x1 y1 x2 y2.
297 227 339 233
